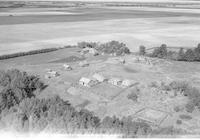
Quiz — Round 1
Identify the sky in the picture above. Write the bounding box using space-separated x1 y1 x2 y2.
0 0 195 2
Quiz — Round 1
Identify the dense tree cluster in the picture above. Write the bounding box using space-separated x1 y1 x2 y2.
150 44 168 58
0 69 44 113
0 46 75 61
147 43 200 62
77 41 130 56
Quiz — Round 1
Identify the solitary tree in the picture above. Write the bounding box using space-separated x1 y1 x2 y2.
177 48 185 61
139 45 146 55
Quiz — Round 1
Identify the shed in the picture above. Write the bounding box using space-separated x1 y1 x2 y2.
47 71 59 77
108 78 122 86
92 73 106 82
121 79 135 87
63 64 72 70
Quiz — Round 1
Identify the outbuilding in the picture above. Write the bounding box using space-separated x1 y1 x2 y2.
63 64 72 70
108 78 122 86
47 70 59 77
121 79 135 87
81 47 99 56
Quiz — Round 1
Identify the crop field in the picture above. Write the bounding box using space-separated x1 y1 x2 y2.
0 2 200 55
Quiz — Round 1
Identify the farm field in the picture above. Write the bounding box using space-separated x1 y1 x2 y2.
0 3 200 55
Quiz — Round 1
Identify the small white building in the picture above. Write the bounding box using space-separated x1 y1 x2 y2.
47 70 59 77
108 78 122 86
79 77 96 87
81 47 99 56
79 60 89 67
121 79 135 87
92 73 106 82
63 64 72 70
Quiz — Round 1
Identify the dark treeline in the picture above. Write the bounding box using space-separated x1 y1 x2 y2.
0 45 74 61
0 41 130 60
0 69 153 137
139 43 200 62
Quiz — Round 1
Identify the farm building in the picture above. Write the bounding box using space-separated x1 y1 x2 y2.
47 70 60 77
92 73 106 82
79 60 89 67
63 64 72 70
79 77 96 87
108 78 122 86
81 47 99 56
121 79 136 87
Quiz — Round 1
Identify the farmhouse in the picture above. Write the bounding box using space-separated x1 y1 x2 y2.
63 64 72 70
108 78 122 86
79 77 97 87
92 73 106 82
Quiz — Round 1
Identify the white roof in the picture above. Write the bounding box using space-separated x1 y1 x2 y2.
79 77 91 84
122 79 134 86
63 64 70 67
109 78 121 82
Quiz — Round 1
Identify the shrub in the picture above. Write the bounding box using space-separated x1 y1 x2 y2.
176 120 182 125
169 81 190 93
185 102 195 113
127 88 140 102
174 106 181 112
179 114 192 120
